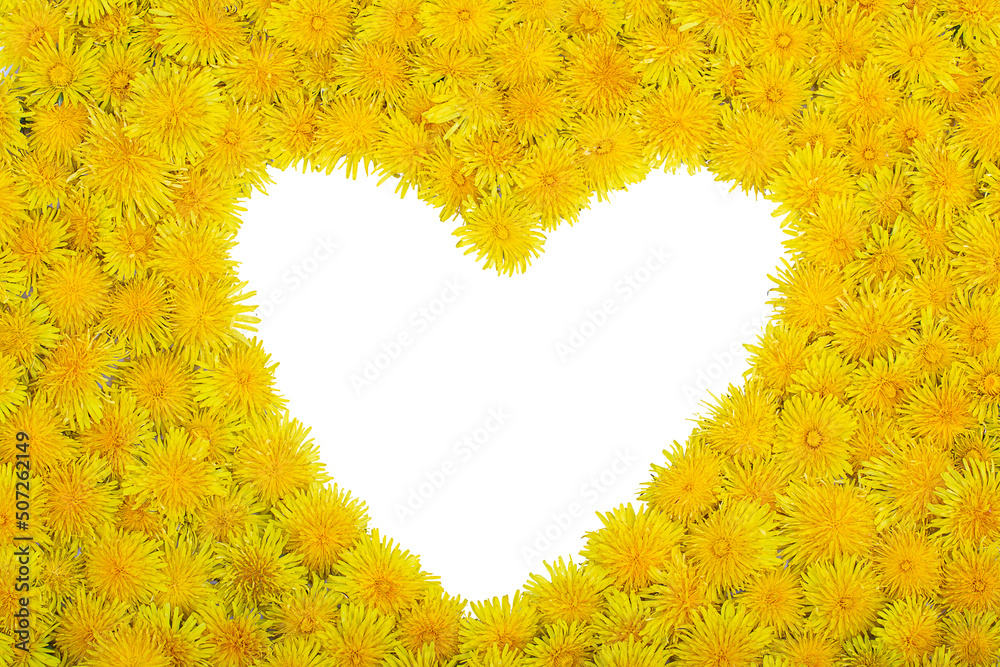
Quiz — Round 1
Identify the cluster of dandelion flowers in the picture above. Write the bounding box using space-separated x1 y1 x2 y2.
2 0 1000 664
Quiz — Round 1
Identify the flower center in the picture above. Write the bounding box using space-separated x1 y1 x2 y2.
805 429 823 449
711 537 734 558
456 9 471 22
492 223 510 240
580 9 600 30
905 127 919 140
49 64 72 87
899 559 912 572
863 148 877 161
982 373 1000 395
776 34 792 48
311 15 326 31
595 140 611 155
396 11 414 28
909 45 924 60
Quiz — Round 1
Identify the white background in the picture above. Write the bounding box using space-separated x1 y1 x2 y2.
231 163 788 603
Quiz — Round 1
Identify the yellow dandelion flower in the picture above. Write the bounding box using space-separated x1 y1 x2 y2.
786 340 856 402
170 167 248 232
564 35 642 115
845 349 916 417
271 574 341 637
200 104 273 193
942 610 1000 667
862 438 952 530
0 392 79 474
102 273 173 358
168 277 259 366
930 459 1000 549
523 557 610 626
263 91 321 173
114 492 166 538
739 567 805 637
36 251 111 335
909 140 979 224
503 79 570 144
768 148 855 231
36 451 117 545
845 123 902 177
151 0 246 66
459 591 539 658
789 98 848 154
336 39 412 107
629 17 709 87
875 8 964 93
829 276 915 363
202 601 273 667
581 503 685 592
396 589 466 661
121 347 196 433
564 0 623 39
673 600 774 667
687 497 782 597
77 386 154 480
774 391 858 480
777 479 877 567
314 93 387 180
36 331 122 431
899 363 977 449
774 629 841 667
21 27 99 107
183 403 247 462
193 335 286 421
821 59 902 130
148 218 237 287
214 521 308 609
34 542 84 610
513 135 591 229
273 481 369 577
639 78 718 175
890 98 948 155
873 529 942 600
505 0 565 27
940 0 1000 45
640 436 725 522
411 41 488 88
812 3 878 81
849 404 900 470
318 602 398 667
266 0 355 54
121 427 227 523
802 556 885 640
418 0 505 52
667 0 754 63
134 603 213 667
124 64 227 165
230 409 331 506
52 590 130 664
264 635 335 667
423 78 505 141
91 40 148 111
452 128 526 195
453 191 546 276
750 0 816 67
29 100 89 162
524 620 593 667
80 625 172 667
417 142 479 221
721 456 793 511
743 320 811 399
0 0 71 72
488 21 563 88
947 286 1000 358
949 209 1000 296
709 107 791 197
737 59 812 122
909 259 958 319
941 539 1000 614
331 528 438 616
568 112 647 200
854 163 913 231
963 343 1000 423
372 111 434 197
60 186 114 256
218 35 297 105
356 0 425 49
872 596 941 665
590 589 647 644
194 476 269 544
15 152 73 210
86 526 168 604
952 428 1000 467
74 107 175 221
641 552 712 641
699 379 779 464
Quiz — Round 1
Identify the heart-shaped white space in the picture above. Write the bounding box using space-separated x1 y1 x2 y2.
232 166 786 602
